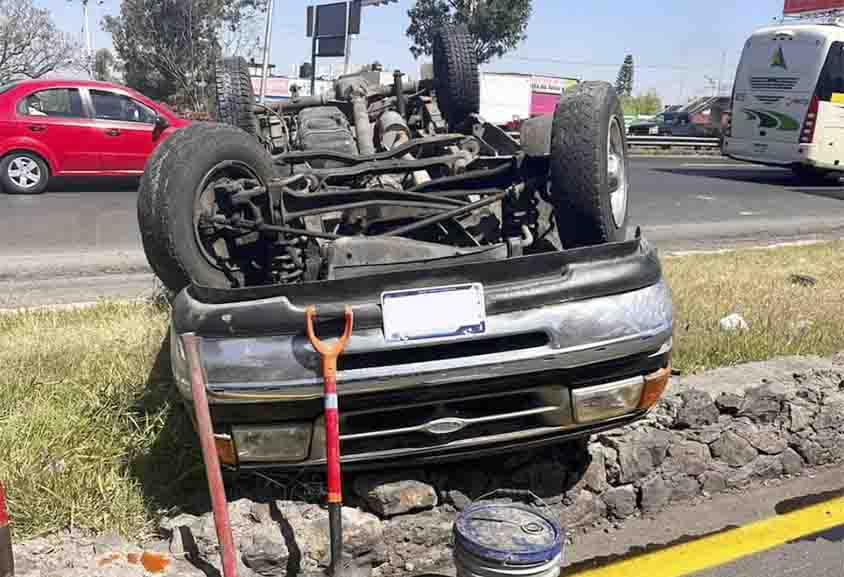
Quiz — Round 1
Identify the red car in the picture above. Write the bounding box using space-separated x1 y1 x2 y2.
0 79 190 194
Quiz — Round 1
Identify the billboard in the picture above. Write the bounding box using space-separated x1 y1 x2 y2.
784 0 844 14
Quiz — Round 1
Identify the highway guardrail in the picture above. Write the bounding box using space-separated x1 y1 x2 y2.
626 135 721 149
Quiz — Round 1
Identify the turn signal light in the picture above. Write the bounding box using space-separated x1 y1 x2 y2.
638 365 672 409
214 434 237 466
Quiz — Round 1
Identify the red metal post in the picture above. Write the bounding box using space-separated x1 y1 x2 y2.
0 482 14 577
181 334 239 577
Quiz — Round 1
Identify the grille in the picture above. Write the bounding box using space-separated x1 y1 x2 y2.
338 332 549 370
755 95 784 104
339 384 570 454
750 77 799 91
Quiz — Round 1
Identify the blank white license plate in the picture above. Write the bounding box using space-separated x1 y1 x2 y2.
381 283 486 342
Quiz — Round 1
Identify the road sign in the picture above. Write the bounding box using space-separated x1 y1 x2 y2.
784 0 844 14
307 1 361 37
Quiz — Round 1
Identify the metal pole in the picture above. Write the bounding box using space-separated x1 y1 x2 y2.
0 482 14 577
259 0 274 104
343 1 352 75
82 0 91 54
717 50 727 97
182 335 239 577
310 8 318 96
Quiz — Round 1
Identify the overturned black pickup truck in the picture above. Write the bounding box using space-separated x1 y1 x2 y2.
138 26 673 469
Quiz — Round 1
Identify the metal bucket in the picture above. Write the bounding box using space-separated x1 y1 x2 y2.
453 490 563 577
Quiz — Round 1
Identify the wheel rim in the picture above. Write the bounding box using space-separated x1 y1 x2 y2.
193 161 263 280
607 117 628 228
8 156 41 190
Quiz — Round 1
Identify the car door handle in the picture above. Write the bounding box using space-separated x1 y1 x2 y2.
28 124 46 132
105 128 121 136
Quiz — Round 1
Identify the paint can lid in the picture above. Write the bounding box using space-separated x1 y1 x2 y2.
454 502 562 565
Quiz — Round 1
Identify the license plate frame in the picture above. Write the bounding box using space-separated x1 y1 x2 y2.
381 283 486 342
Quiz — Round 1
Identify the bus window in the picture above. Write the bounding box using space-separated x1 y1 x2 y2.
816 41 844 102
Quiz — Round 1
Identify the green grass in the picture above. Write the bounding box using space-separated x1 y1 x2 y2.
1 241 843 539
665 241 844 373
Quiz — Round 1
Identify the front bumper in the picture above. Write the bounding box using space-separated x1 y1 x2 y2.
170 236 673 469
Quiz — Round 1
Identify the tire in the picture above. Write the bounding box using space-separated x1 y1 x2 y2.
432 24 480 129
137 122 276 293
214 56 259 136
549 81 629 247
0 151 49 194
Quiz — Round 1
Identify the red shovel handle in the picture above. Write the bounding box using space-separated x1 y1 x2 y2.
305 305 353 505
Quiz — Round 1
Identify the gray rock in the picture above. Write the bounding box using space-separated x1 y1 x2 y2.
354 478 438 518
560 490 607 528
832 351 844 366
670 476 701 502
815 393 844 430
686 424 724 445
663 441 711 476
731 421 787 455
788 404 813 432
445 490 470 512
602 485 637 519
91 533 126 555
740 385 784 423
711 431 757 467
676 390 719 428
715 393 743 415
583 444 609 493
700 470 727 494
606 430 672 484
719 313 749 332
639 475 670 514
726 463 755 488
242 532 290 577
751 456 783 480
793 439 828 466
780 448 804 475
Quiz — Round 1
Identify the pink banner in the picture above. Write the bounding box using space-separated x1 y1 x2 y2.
784 0 844 14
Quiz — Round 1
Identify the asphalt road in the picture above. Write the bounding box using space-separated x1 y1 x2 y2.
564 467 844 577
4 157 844 307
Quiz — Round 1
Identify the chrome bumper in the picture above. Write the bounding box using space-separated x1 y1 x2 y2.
170 280 672 468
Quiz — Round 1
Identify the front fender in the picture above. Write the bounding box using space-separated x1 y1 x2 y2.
0 137 58 174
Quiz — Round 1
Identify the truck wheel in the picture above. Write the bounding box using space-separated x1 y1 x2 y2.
432 24 480 129
214 56 259 136
549 81 629 247
137 123 276 293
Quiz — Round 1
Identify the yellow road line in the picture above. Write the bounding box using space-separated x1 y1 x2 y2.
572 497 844 577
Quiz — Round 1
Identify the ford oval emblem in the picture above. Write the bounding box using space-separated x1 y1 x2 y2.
422 417 467 436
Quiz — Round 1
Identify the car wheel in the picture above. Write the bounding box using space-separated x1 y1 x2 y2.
137 122 277 293
0 152 49 194
549 81 629 247
214 56 259 136
432 24 480 130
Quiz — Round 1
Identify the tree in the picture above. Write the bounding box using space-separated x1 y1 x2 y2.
615 54 633 97
93 48 118 82
621 89 662 116
0 0 81 83
104 0 263 111
406 0 532 64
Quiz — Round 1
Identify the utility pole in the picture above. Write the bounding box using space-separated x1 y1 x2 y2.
259 0 275 103
343 1 352 74
716 50 727 97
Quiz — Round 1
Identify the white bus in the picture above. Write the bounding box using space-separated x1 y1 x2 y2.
724 22 844 181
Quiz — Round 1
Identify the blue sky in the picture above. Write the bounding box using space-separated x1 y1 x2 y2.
38 0 788 104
